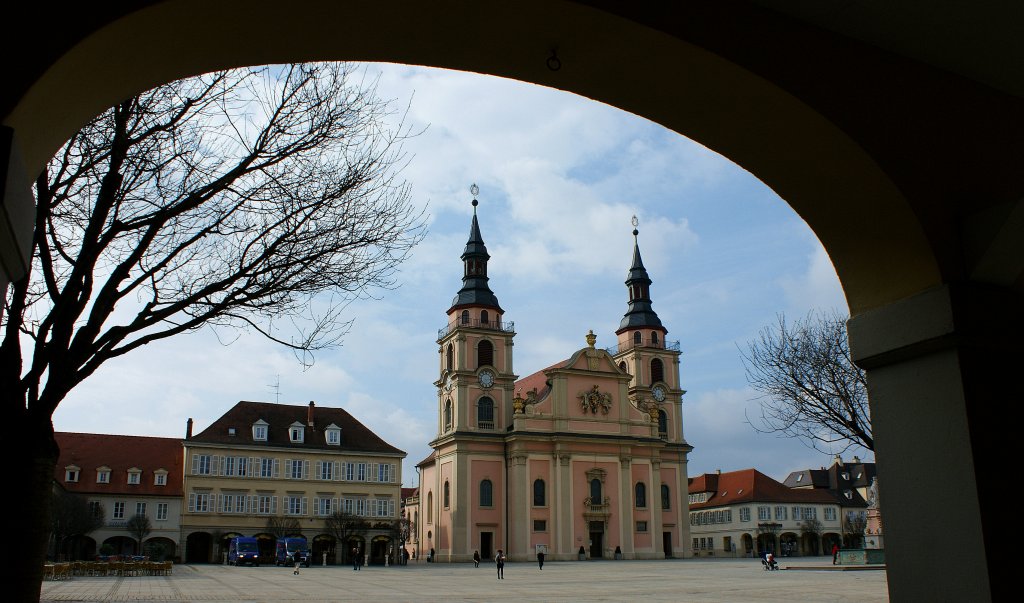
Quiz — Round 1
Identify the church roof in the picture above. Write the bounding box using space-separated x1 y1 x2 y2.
448 201 502 312
618 227 665 332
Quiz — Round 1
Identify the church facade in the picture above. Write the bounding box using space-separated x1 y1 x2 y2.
414 196 692 562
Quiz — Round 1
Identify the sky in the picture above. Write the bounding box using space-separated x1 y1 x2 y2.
51 63 871 487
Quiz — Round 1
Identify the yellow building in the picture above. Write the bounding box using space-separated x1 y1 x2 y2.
181 400 405 565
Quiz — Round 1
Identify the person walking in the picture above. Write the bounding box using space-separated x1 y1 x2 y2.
495 549 505 579
352 547 359 571
832 543 840 565
473 550 480 568
537 549 545 570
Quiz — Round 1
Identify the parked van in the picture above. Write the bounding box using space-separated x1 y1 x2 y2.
228 536 260 566
276 537 311 567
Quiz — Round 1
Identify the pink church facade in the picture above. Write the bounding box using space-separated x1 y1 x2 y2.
414 198 692 562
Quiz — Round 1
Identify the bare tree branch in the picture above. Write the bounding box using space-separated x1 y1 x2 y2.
741 310 872 453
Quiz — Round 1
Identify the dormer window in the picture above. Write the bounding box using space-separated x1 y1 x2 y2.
289 421 305 443
844 490 853 499
154 469 168 486
796 474 803 482
841 472 850 481
65 466 80 483
127 468 142 485
252 420 268 441
96 467 111 484
325 423 342 446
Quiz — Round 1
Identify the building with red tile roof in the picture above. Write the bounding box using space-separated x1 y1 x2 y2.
53 432 184 560
687 468 854 558
416 201 691 563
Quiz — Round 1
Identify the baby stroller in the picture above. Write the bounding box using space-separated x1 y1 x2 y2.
762 553 779 571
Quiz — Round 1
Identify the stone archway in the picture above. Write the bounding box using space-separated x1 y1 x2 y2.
4 3 1021 601
184 532 213 563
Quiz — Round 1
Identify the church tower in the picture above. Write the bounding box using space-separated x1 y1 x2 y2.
428 185 516 561
612 217 684 443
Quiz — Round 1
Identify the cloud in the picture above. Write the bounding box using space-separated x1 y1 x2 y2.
779 242 848 315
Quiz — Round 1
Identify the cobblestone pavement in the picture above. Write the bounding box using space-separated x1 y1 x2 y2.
41 558 888 602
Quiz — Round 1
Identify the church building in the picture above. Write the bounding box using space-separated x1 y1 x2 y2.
415 191 692 562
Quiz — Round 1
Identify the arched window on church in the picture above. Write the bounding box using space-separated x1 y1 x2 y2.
651 358 664 384
461 310 470 325
618 361 627 373
635 482 647 508
661 484 671 510
481 310 489 325
444 481 450 509
633 331 642 345
477 396 494 429
534 479 546 506
446 344 454 372
427 492 433 521
444 400 453 432
480 479 493 507
658 409 668 439
478 340 494 368
590 479 603 503
651 331 659 345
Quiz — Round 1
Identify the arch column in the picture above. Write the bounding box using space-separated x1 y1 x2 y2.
848 283 1020 602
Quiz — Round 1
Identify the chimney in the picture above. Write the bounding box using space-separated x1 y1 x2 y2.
308 401 315 428
852 456 861 463
186 418 193 439
716 469 721 474
834 454 843 467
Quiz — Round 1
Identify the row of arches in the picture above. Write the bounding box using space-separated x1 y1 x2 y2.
53 535 177 562
183 531 398 565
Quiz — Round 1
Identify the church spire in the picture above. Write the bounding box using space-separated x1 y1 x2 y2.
449 184 502 312
617 216 664 333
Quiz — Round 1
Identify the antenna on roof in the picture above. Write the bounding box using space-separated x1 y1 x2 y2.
268 375 280 403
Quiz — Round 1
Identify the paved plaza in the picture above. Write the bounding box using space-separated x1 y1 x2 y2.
41 558 888 602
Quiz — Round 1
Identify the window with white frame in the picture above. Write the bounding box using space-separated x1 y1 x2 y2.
757 506 771 521
65 467 80 483
154 470 167 486
316 497 333 516
190 493 210 513
825 507 837 521
342 497 354 515
223 456 235 476
222 494 235 513
357 463 366 481
343 462 355 481
127 470 141 485
234 495 247 514
260 457 273 478
113 501 125 519
253 422 268 441
156 503 168 521
740 507 751 522
319 461 334 481
192 455 211 475
355 497 367 516
379 463 393 483
136 502 146 516
803 507 817 520
374 498 393 517
326 426 341 445
89 501 102 517
257 495 274 515
289 459 305 480
775 505 787 521
285 495 305 516
97 468 111 483
290 424 305 443
792 506 803 521
636 521 648 532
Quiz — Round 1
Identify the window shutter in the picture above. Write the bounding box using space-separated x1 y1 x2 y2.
370 463 378 482
212 455 221 476
271 496 278 514
389 499 395 517
188 493 195 512
315 461 322 479
284 459 291 478
333 461 340 481
216 494 222 513
333 497 339 511
301 497 308 515
391 464 397 483
248 457 255 477
191 454 199 475
303 460 310 479
273 459 280 478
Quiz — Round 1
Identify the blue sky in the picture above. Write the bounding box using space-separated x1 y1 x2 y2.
52 64 870 486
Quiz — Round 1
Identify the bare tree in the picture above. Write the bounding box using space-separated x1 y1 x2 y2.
3 62 424 600
800 517 824 555
324 511 369 564
125 514 152 556
742 311 872 453
49 490 103 560
265 516 302 539
843 511 867 548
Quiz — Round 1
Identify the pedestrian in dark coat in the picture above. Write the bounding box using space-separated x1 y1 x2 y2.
537 550 545 570
473 550 480 568
495 549 505 579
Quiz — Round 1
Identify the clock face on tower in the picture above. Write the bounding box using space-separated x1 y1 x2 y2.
479 369 495 388
652 385 666 402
